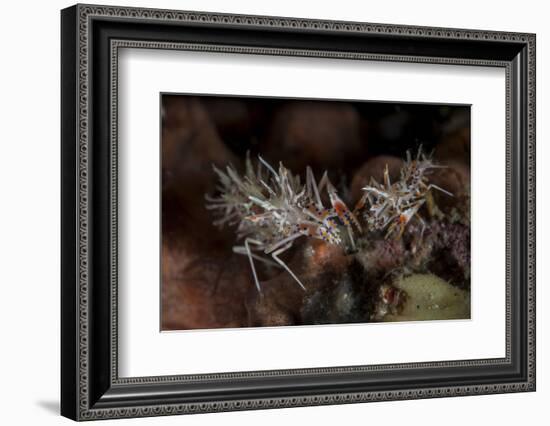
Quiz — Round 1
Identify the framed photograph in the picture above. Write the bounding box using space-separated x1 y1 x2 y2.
61 4 536 421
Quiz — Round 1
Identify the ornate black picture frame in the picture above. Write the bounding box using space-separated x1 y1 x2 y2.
61 4 536 421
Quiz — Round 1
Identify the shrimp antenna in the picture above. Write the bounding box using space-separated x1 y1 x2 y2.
258 155 280 184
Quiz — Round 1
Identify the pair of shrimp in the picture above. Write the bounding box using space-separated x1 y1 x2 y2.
206 155 360 292
207 148 451 292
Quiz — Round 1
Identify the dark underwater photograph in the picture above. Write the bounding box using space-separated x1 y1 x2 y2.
161 94 471 331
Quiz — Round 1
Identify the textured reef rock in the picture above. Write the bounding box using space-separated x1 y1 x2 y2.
355 237 406 277
434 126 470 166
162 241 256 330
261 101 365 172
377 273 470 322
162 96 240 251
247 240 362 327
299 267 369 326
161 97 246 330
246 223 472 326
425 222 471 287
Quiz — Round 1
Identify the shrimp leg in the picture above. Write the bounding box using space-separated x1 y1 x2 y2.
271 242 306 291
306 166 323 208
264 232 304 254
415 213 426 243
232 246 281 268
232 238 265 293
425 183 453 197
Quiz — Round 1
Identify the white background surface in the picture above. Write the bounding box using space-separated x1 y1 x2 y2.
119 49 506 377
0 0 547 425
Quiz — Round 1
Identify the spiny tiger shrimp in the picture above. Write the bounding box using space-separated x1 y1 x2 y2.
205 154 361 292
354 146 453 240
